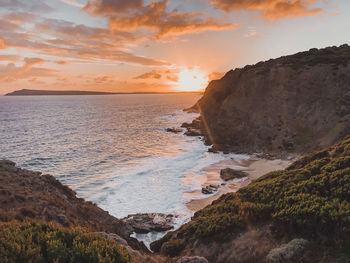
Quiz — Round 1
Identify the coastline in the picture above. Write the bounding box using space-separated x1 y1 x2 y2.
186 157 293 212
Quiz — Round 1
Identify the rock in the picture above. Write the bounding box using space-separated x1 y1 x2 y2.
184 128 202 137
122 213 176 234
266 238 309 263
201 184 219 194
208 145 218 153
220 168 248 181
177 256 209 263
166 127 183 133
0 160 17 172
96 232 129 247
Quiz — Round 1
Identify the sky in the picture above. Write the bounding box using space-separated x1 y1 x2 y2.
0 0 349 94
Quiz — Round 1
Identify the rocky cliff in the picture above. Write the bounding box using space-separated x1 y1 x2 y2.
188 44 350 156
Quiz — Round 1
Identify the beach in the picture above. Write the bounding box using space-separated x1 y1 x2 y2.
186 157 294 212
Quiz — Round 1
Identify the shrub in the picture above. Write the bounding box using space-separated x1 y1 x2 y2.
0 222 130 263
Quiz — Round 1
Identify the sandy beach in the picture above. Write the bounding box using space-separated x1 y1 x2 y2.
186 157 294 212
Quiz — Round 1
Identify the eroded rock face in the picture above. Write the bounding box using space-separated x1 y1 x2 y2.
122 213 177 233
220 168 248 181
266 239 309 263
187 45 350 156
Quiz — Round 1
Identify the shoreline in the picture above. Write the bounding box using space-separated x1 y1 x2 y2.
186 157 293 212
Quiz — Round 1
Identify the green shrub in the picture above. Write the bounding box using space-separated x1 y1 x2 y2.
0 222 130 263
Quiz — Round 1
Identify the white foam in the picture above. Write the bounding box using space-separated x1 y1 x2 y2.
98 110 249 245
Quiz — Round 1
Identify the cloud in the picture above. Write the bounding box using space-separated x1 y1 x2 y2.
208 71 225 80
0 15 169 66
0 55 19 61
55 60 69 65
0 39 7 49
133 69 180 81
134 70 162 80
210 0 323 20
84 0 143 14
0 0 53 13
59 0 85 8
85 0 237 38
0 57 56 82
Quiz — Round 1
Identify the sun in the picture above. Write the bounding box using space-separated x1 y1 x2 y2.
175 67 209 92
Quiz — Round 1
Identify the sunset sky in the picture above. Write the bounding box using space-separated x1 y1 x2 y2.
0 0 349 94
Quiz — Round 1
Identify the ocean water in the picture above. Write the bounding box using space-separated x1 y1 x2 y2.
0 94 248 244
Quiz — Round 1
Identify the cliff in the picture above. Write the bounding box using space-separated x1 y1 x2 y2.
187 44 350 156
151 136 350 262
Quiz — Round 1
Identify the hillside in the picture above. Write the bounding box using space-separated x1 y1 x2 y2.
151 136 350 262
0 160 143 251
5 89 117 96
186 44 350 156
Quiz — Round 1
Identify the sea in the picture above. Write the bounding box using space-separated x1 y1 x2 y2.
0 94 247 245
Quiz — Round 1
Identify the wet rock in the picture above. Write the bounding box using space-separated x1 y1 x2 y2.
208 145 218 153
166 127 183 133
177 256 209 263
220 168 248 181
122 213 177 234
201 184 219 194
185 128 202 137
266 238 309 263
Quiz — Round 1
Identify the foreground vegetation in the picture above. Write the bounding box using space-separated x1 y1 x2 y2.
0 222 130 263
152 136 350 259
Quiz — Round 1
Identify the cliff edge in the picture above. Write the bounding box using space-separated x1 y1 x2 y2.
188 44 350 156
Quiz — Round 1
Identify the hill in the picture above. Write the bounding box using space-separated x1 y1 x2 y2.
151 136 350 262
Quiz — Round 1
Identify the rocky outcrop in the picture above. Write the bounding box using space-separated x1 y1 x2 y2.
220 168 248 181
122 213 177 233
166 127 183 133
266 239 309 263
201 184 219 194
186 44 350 156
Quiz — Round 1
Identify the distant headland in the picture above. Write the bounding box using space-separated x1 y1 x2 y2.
4 89 203 96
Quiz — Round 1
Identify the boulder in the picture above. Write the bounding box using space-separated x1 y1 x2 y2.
201 184 219 194
122 213 176 234
166 127 183 133
220 168 248 181
266 238 309 263
185 128 202 137
177 256 209 263
96 232 129 247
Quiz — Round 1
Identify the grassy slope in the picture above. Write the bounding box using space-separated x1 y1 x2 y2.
0 222 130 263
151 136 350 260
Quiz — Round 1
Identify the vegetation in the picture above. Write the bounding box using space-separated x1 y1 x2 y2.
151 136 350 257
0 222 130 263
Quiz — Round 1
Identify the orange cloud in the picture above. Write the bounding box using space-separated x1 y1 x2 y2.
0 58 56 82
0 16 169 66
0 39 7 49
85 0 237 38
208 71 225 80
210 0 323 20
133 69 180 81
